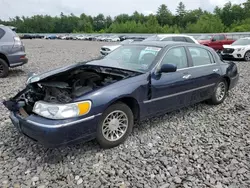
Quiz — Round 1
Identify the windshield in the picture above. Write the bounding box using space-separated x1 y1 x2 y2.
197 35 212 40
103 45 162 72
144 35 161 41
232 38 250 46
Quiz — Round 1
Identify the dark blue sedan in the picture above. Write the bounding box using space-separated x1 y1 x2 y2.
3 41 239 148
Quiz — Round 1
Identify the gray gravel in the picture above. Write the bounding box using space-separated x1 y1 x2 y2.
0 40 250 188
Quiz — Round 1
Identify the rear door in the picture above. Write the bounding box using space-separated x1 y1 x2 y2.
185 46 222 103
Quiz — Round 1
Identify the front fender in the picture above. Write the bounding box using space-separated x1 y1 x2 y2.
74 73 150 116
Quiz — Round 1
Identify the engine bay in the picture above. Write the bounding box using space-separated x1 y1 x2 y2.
4 67 136 114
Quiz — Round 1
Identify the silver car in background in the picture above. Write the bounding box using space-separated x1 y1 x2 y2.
0 25 28 77
100 39 135 55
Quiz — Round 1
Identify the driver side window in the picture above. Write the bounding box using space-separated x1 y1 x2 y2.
161 47 188 69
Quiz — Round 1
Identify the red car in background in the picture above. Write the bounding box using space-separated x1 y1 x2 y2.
197 34 235 52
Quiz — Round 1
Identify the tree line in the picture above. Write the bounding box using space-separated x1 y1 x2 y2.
1 0 250 34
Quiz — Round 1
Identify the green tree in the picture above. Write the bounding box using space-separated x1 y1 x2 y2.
175 2 186 27
156 4 173 26
93 14 105 31
186 13 224 33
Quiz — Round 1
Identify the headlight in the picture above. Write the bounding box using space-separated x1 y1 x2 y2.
33 101 91 119
237 48 245 51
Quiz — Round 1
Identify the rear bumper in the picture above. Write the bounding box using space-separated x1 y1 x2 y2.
9 57 28 68
9 112 101 147
7 53 28 68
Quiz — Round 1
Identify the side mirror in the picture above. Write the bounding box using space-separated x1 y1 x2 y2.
211 38 216 42
159 64 177 73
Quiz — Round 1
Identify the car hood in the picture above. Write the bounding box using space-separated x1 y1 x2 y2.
102 45 121 51
27 58 139 84
223 45 247 49
198 40 210 44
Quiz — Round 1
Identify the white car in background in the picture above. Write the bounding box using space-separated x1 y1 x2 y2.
222 37 250 61
100 39 134 55
76 35 86 40
144 34 199 44
106 36 120 42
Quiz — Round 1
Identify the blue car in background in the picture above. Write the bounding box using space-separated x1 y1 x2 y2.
3 41 239 148
45 35 57 40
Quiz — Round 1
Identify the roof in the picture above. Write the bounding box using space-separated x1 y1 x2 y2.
156 34 193 37
126 41 190 48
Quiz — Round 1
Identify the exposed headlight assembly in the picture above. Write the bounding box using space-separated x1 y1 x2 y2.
33 101 91 119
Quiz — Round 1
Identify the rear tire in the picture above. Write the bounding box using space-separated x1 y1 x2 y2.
0 58 9 78
96 102 134 149
244 51 250 61
207 79 228 105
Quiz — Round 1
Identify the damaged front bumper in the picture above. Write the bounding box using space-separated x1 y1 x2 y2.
9 110 101 147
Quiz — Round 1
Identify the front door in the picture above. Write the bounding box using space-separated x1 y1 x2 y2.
145 46 194 115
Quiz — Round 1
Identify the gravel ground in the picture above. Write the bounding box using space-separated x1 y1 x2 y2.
0 40 250 188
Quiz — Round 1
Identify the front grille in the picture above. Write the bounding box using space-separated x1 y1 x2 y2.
223 48 234 54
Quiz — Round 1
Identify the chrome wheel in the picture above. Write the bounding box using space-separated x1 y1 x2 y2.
245 52 250 61
216 82 226 101
102 110 128 142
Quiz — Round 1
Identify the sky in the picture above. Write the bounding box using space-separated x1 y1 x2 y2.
0 0 247 20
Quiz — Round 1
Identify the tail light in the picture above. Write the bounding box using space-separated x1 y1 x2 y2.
14 36 25 51
14 36 21 46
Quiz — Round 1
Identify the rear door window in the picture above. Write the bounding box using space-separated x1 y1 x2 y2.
0 28 5 39
188 47 213 66
162 37 173 41
219 35 226 40
173 37 186 42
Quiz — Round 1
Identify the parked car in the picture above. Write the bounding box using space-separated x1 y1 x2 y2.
106 35 120 42
3 41 238 148
197 34 235 52
221 37 250 61
100 39 134 55
144 34 199 44
45 35 57 40
76 35 86 40
0 25 28 77
20 34 33 39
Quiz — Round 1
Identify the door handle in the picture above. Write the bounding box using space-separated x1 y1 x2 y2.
183 74 191 79
213 69 219 72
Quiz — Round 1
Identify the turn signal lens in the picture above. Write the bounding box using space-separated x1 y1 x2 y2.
78 101 91 115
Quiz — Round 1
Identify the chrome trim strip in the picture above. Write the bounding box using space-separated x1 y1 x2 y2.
143 83 215 104
177 63 215 71
26 113 102 128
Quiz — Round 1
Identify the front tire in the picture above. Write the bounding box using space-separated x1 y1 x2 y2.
244 51 250 61
96 102 134 149
0 58 9 78
208 79 228 105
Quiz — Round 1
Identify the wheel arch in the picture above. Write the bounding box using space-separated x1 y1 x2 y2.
0 53 9 66
107 97 140 122
244 50 250 61
222 76 230 89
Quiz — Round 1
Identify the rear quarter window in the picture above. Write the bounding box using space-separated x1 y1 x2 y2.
0 28 6 39
185 37 195 43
